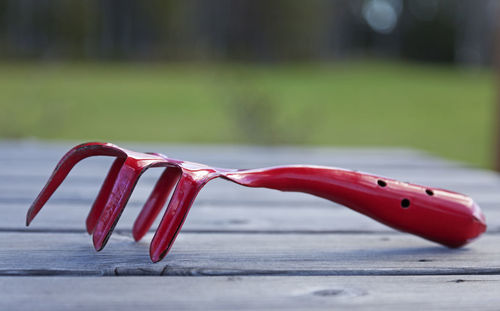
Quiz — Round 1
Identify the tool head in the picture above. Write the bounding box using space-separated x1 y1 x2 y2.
26 142 218 262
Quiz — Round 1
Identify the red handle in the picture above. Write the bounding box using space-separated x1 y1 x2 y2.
224 166 486 247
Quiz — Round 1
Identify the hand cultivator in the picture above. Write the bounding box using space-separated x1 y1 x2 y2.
27 142 486 262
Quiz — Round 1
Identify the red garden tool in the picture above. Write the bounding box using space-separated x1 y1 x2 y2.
27 142 487 262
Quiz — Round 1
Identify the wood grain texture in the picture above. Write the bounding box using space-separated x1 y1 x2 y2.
4 202 500 233
1 275 499 311
0 232 498 276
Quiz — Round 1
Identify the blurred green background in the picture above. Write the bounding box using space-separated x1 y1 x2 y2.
0 0 497 168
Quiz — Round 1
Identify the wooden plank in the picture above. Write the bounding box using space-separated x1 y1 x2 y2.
0 232 498 276
2 183 499 208
0 142 461 179
0 156 462 174
0 154 454 171
0 202 389 232
3 164 499 188
2 166 500 207
0 144 485 176
0 141 445 164
1 275 499 311
4 201 500 233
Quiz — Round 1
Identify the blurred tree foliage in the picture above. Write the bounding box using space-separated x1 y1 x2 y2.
0 0 495 65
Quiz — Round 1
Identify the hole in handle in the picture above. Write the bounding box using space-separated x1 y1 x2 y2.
401 199 410 208
377 180 387 187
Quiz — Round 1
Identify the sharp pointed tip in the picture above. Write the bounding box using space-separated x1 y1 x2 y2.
26 211 34 227
149 248 158 263
26 200 43 227
93 242 104 252
85 221 94 235
150 251 163 263
150 255 160 263
149 243 168 263
132 227 145 242
132 232 141 242
92 233 106 252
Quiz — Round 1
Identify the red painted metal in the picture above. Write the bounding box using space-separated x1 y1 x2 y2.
26 142 487 262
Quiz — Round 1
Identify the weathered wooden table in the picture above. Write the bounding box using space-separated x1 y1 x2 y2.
1 141 499 310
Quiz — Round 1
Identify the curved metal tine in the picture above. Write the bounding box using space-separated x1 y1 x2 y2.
91 158 142 251
86 157 126 234
26 143 125 226
132 166 182 242
91 157 171 251
149 174 202 262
